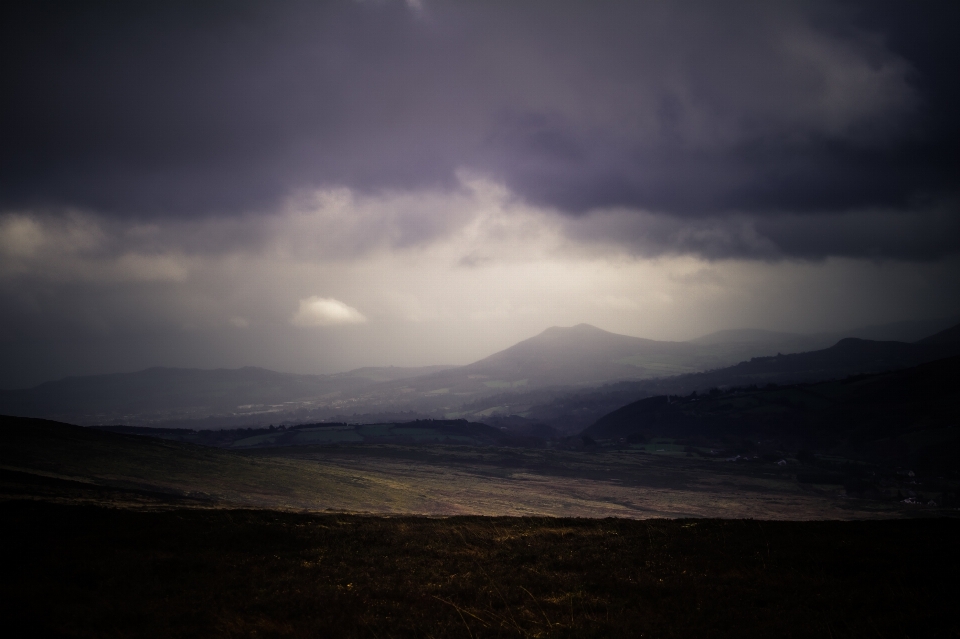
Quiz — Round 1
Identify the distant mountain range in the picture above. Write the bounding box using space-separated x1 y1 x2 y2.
1 319 958 430
451 325 960 433
0 365 451 427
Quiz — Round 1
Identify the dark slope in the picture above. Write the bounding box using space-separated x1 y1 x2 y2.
918 322 960 345
583 355 960 476
0 413 520 511
5 508 959 639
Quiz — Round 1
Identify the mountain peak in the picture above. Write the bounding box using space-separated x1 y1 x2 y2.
538 323 610 337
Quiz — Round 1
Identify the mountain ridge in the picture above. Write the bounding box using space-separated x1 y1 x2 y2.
3 321 958 429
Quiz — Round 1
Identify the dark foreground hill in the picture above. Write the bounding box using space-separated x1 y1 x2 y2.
2 410 958 637
8 412 953 517
584 355 960 477
3 502 957 638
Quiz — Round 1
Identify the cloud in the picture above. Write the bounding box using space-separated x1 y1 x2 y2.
0 211 194 282
1 2 959 386
560 203 960 261
291 296 367 327
0 0 956 263
0 188 958 388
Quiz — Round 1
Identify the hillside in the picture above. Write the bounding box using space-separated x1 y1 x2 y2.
5 505 957 638
583 355 960 476
463 323 698 384
6 413 913 519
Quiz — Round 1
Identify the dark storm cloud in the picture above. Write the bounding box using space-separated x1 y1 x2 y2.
563 205 960 261
1 0 958 259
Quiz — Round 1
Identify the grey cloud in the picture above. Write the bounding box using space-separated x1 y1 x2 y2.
1 0 957 259
564 205 960 262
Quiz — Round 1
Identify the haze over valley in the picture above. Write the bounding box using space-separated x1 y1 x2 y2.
3 318 957 432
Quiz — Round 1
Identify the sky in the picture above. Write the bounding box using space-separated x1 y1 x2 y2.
1 0 958 388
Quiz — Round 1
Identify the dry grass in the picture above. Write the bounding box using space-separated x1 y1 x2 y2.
2 501 957 638
2 416 937 519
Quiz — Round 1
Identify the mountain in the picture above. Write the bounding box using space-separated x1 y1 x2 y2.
581 355 960 477
601 331 960 398
459 323 699 385
4 322 958 430
455 324 960 434
0 365 448 426
2 324 728 427
367 323 850 398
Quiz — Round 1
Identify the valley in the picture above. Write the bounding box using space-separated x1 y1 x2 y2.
4 322 958 638
3 319 959 433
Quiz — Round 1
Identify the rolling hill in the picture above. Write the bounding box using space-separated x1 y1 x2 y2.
0 324 809 426
452 323 960 433
3 321 958 430
582 355 960 477
320 323 926 413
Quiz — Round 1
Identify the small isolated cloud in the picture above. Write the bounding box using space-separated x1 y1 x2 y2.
229 316 250 328
291 296 367 327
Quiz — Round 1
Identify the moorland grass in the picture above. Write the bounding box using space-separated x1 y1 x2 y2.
1 500 956 638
